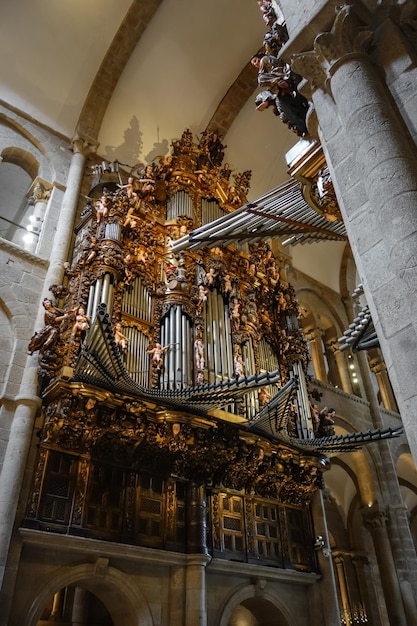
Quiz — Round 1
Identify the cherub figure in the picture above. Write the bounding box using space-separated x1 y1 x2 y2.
231 298 241 330
234 353 244 378
197 284 209 306
138 165 155 199
95 194 109 224
147 342 170 370
118 176 138 202
71 306 91 341
136 245 147 264
194 337 205 370
223 274 232 294
80 237 97 265
123 207 138 229
206 267 217 286
113 322 129 351
258 387 271 406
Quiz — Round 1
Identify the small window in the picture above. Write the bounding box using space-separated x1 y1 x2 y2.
0 162 37 251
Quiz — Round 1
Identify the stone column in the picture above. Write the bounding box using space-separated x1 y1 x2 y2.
71 587 89 625
322 339 340 388
310 490 341 626
304 328 327 383
331 343 353 394
333 554 350 623
292 4 417 462
0 393 41 588
26 178 52 253
0 134 96 594
45 133 97 292
368 351 398 412
351 554 381 626
363 505 408 625
185 554 211 626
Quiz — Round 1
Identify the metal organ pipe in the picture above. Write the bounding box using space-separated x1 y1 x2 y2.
122 277 152 322
101 274 111 309
107 279 114 318
104 223 121 241
89 277 102 322
201 199 225 226
167 191 193 221
182 314 188 387
212 291 221 380
258 338 280 401
169 307 175 388
292 361 313 439
224 309 233 377
187 318 192 385
206 293 213 384
175 305 181 387
208 292 219 381
243 339 256 419
217 292 227 379
160 305 191 389
161 318 168 389
120 278 153 385
142 331 149 387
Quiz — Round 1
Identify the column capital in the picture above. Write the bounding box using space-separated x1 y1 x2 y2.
71 131 99 157
362 503 388 530
368 355 387 376
333 553 345 567
325 339 340 354
291 5 373 93
304 326 324 342
27 177 52 205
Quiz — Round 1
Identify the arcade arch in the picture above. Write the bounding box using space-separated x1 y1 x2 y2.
218 584 293 626
23 562 154 626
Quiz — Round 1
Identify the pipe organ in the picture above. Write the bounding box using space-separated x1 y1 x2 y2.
25 128 320 572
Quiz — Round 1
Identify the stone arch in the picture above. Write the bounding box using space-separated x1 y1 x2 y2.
0 114 55 182
218 583 295 626
23 561 154 626
1 146 39 179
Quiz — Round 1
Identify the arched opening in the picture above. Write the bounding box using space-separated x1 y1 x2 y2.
228 597 290 626
0 147 40 251
23 562 153 626
219 585 293 626
37 586 113 625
